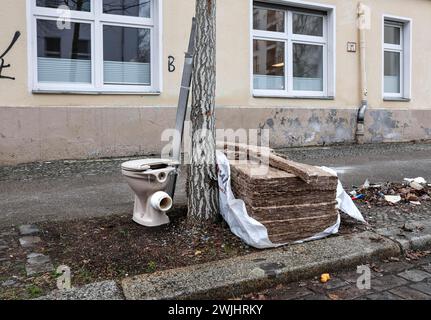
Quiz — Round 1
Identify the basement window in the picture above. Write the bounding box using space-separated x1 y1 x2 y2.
383 16 412 100
29 0 161 94
252 1 335 98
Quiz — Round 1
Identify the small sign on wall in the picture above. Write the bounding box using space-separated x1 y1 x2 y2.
347 42 357 53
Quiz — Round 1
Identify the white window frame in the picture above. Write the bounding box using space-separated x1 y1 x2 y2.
26 0 163 94
250 0 336 99
382 15 412 100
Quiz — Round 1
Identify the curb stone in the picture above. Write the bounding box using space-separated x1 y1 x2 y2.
121 231 400 300
37 281 124 300
39 217 431 300
375 219 431 252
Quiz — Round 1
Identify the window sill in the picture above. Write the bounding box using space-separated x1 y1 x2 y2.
253 93 334 100
32 89 161 96
383 97 411 102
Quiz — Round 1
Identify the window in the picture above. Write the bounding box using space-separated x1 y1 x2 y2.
383 22 403 96
29 0 161 93
252 2 335 97
383 17 411 99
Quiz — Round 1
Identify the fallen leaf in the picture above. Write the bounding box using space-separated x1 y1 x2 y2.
328 293 341 300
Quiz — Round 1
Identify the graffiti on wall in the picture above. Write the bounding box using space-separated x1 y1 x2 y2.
0 31 21 80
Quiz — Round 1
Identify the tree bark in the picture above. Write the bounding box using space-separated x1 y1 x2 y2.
188 0 220 224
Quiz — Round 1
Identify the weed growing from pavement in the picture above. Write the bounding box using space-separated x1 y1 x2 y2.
27 285 43 298
145 261 157 273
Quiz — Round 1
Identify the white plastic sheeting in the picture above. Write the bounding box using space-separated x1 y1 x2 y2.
216 151 366 249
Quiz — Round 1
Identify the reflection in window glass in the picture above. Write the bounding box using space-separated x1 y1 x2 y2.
292 13 323 36
36 0 91 11
253 7 285 32
103 0 151 18
293 44 323 91
384 25 401 45
37 20 92 83
103 26 151 85
384 51 401 93
253 40 285 90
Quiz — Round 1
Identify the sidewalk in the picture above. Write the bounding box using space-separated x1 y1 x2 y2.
0 142 430 300
1 172 430 299
0 142 430 226
244 253 431 300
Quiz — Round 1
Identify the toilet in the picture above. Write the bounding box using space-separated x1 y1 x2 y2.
121 158 178 227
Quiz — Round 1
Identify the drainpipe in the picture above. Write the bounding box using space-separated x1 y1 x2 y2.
356 3 368 144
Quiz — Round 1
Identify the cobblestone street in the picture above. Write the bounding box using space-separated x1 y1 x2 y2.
246 253 431 300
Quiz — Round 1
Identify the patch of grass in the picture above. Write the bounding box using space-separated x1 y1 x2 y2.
119 229 130 237
145 261 157 273
0 275 10 282
51 269 63 279
27 285 43 299
74 268 93 283
222 243 235 255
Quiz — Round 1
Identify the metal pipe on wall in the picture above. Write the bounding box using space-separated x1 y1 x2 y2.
356 2 369 144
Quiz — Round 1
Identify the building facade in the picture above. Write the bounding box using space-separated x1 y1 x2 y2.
0 0 430 165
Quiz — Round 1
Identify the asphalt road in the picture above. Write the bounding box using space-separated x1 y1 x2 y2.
280 142 431 188
0 142 430 226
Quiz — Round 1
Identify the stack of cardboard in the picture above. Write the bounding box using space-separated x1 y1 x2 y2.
229 158 339 243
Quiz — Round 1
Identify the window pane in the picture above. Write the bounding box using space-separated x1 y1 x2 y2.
384 51 401 93
253 7 285 32
37 20 91 83
253 40 285 90
104 26 151 85
384 25 401 45
293 44 323 91
36 0 91 11
103 0 151 18
293 13 323 37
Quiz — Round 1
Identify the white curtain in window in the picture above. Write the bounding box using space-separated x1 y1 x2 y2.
293 77 323 91
104 61 150 85
253 75 284 90
38 57 91 83
384 76 400 93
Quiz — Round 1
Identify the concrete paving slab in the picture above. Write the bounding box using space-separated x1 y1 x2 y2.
38 281 124 300
368 275 408 291
366 291 402 300
19 225 40 236
263 286 313 300
19 236 41 248
121 231 400 300
389 286 431 300
25 253 53 276
398 269 431 282
327 285 371 300
410 281 431 295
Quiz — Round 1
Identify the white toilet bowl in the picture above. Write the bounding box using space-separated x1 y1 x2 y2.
121 159 178 227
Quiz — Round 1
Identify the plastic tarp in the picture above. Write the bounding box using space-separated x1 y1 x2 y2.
216 151 366 249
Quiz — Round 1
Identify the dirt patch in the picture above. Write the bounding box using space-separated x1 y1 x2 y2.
0 208 259 299
39 209 255 282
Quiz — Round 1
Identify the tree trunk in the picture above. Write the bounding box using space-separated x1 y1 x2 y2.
187 0 219 224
